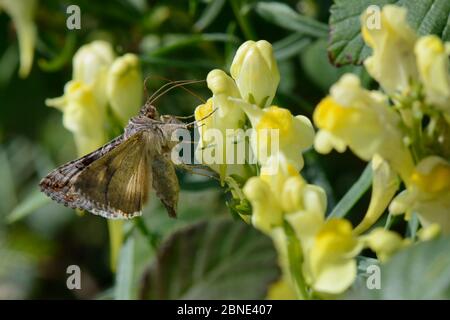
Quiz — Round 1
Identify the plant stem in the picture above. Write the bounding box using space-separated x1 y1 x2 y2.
229 0 257 40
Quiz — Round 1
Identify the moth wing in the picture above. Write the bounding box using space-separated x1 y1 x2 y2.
151 152 179 217
73 132 151 219
39 134 126 207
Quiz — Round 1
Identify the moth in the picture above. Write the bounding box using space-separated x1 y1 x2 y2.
39 103 188 219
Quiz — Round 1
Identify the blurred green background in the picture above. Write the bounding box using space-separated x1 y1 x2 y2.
0 0 377 299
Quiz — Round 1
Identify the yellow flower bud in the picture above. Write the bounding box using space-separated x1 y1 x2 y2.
230 40 280 107
106 53 143 125
73 40 115 108
207 69 241 102
0 0 37 77
46 80 106 155
415 35 450 112
361 5 418 94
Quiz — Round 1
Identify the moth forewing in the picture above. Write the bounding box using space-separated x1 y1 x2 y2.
72 132 151 219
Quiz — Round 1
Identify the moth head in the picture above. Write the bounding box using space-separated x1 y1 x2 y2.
139 103 159 119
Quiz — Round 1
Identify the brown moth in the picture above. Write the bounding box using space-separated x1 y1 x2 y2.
39 103 187 219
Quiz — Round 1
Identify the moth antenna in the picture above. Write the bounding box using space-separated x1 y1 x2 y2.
174 114 196 120
146 79 197 106
148 75 206 104
143 76 151 100
186 107 217 127
149 79 205 106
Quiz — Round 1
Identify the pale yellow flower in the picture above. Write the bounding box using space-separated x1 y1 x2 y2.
46 80 106 155
361 228 406 262
313 74 414 183
0 0 37 77
244 177 284 234
244 154 362 295
304 219 362 294
417 223 441 241
354 155 399 234
243 155 299 233
361 5 418 94
230 40 280 107
390 156 450 234
194 69 247 179
236 102 314 171
106 53 143 125
415 35 450 113
266 277 297 300
73 40 115 108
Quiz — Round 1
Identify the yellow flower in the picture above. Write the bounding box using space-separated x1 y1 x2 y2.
230 40 280 107
73 40 115 108
45 80 106 155
266 277 297 300
361 5 418 94
390 156 450 234
236 102 314 171
415 35 450 113
245 154 361 295
354 155 399 234
243 155 299 233
0 0 37 77
244 176 284 233
417 224 441 242
194 69 247 179
313 74 414 183
106 53 143 125
304 219 362 294
362 228 406 262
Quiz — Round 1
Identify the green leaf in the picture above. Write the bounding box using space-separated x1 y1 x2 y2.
6 190 50 223
328 163 373 219
0 148 17 214
346 236 450 299
274 34 311 61
149 33 240 57
300 39 370 92
255 2 328 38
139 218 280 299
38 33 77 72
329 0 450 66
194 0 226 31
115 236 135 300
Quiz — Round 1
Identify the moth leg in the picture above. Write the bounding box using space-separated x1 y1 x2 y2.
176 163 220 181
